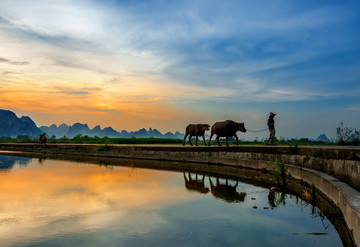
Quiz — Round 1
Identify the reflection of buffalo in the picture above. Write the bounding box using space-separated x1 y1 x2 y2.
183 172 209 194
183 124 210 146
208 120 246 146
209 177 246 202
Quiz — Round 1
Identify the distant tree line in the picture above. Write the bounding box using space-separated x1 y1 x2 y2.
0 134 183 144
336 122 360 145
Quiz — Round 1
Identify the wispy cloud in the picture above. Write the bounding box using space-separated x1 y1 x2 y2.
58 91 89 95
346 106 360 112
0 57 29 65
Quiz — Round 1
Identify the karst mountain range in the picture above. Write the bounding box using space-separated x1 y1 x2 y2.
0 109 183 139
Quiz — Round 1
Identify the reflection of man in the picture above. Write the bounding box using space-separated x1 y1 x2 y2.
268 189 276 208
266 112 276 145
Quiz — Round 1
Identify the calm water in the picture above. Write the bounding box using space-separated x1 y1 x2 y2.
0 154 349 247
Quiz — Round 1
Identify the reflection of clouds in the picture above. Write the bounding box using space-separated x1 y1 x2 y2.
53 187 86 196
0 159 196 246
0 155 32 170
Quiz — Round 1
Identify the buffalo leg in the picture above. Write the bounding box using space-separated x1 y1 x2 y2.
208 133 214 146
226 137 229 146
202 135 206 146
234 134 239 146
234 181 238 188
183 133 189 146
189 135 193 146
196 136 198 146
216 136 221 146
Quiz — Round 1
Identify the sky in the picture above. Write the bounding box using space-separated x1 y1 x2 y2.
0 0 359 140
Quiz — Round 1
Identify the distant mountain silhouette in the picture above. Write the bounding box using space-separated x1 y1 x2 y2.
41 123 108 138
0 109 184 139
39 123 184 139
316 134 330 143
346 133 358 142
66 123 92 137
102 126 119 137
40 123 69 138
0 109 43 138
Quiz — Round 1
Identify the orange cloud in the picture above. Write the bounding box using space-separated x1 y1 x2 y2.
1 70 218 132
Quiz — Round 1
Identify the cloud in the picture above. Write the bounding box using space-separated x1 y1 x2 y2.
346 106 360 112
0 57 29 65
58 91 89 95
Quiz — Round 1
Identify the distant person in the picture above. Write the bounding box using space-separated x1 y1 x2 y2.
39 133 47 144
266 112 276 145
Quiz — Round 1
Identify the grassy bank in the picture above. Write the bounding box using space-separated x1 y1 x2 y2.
0 136 345 146
0 136 183 145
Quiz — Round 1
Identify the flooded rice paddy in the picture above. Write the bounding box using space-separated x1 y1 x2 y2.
0 153 353 246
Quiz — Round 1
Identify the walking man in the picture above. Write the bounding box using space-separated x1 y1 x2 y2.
266 112 276 145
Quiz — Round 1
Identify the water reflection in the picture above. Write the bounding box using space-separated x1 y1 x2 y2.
0 155 32 170
183 172 209 194
268 189 286 208
183 173 248 203
209 177 246 203
0 154 353 247
0 155 199 247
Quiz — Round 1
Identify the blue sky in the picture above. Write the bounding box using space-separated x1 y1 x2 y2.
0 0 359 139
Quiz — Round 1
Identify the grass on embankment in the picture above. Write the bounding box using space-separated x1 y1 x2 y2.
0 135 344 146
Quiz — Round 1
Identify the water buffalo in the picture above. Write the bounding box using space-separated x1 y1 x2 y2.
208 120 246 146
209 177 246 203
183 124 210 146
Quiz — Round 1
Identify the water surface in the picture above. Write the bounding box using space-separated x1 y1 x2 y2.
0 154 349 246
